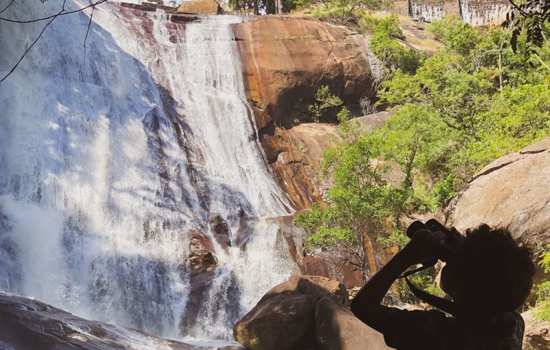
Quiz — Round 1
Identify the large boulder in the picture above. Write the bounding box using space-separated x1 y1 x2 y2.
234 275 348 350
262 122 343 209
233 17 380 132
264 275 349 305
315 297 391 350
234 275 390 350
233 293 317 350
0 292 227 350
448 137 550 255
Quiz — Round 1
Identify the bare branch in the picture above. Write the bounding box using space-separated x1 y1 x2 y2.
0 0 107 23
0 0 68 83
0 0 16 15
83 5 95 48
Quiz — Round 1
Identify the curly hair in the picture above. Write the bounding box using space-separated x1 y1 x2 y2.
459 224 535 313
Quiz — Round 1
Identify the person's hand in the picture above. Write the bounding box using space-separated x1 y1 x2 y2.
402 221 444 266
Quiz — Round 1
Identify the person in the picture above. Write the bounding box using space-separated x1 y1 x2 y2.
351 220 536 350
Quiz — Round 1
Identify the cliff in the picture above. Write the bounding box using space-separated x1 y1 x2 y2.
233 16 380 132
234 17 383 209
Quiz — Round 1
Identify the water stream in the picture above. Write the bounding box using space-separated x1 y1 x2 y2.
0 0 296 342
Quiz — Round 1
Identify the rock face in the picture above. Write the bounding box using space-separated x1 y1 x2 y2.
263 112 393 210
449 137 550 255
187 229 218 273
234 16 379 132
0 292 230 350
262 123 343 209
523 309 550 350
233 275 390 350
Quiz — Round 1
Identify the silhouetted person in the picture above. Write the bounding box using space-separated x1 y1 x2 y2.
351 220 535 350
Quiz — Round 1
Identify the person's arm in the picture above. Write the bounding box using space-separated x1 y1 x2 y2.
350 229 437 329
350 245 416 325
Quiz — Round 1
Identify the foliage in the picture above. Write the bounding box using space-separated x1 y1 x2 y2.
394 268 445 303
308 85 344 122
372 18 550 202
376 228 409 248
367 15 424 73
295 136 409 280
306 0 390 26
429 16 481 55
504 0 550 51
361 13 427 74
535 247 550 321
298 16 549 291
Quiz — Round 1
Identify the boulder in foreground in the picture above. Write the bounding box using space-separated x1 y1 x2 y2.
233 275 391 350
0 292 231 350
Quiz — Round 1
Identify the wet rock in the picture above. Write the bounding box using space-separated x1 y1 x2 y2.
315 297 390 350
0 292 216 350
448 137 550 256
187 229 218 273
181 230 218 332
209 215 231 249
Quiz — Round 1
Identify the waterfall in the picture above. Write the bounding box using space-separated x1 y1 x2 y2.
459 0 509 26
0 0 296 342
409 1 445 22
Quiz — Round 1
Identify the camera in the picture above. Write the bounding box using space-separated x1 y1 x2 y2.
406 219 465 265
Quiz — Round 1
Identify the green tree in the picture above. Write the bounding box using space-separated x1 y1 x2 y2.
295 137 409 281
369 15 424 73
308 85 344 122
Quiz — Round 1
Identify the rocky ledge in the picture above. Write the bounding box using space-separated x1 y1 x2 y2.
0 292 240 350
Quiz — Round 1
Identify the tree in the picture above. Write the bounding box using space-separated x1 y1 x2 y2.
505 0 550 50
294 136 408 282
308 85 344 122
297 17 550 287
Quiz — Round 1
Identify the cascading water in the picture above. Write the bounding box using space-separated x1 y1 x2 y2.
409 0 445 22
0 0 296 342
459 0 509 26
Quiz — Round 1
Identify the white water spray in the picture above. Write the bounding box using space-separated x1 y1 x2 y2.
0 0 296 342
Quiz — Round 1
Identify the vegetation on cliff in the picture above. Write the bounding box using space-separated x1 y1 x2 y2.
295 15 550 300
536 248 550 320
